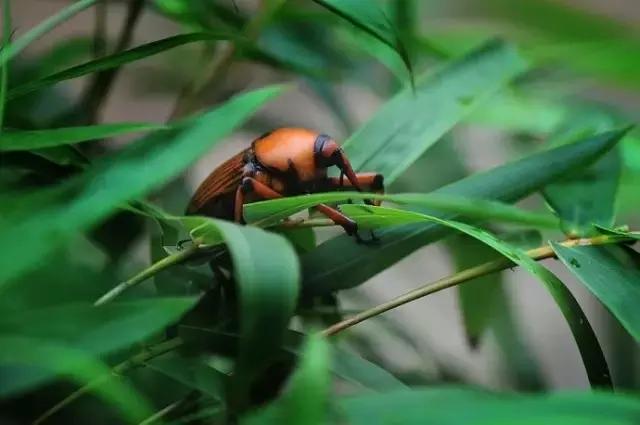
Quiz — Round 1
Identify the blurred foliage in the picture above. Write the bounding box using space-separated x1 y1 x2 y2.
0 0 639 424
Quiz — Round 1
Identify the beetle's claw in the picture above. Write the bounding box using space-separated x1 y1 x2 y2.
177 238 192 251
354 229 380 245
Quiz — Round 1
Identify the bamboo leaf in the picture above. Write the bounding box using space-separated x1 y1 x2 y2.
242 334 330 425
594 225 640 240
0 122 167 151
301 128 628 296
0 0 99 67
0 335 152 423
244 192 558 229
180 217 300 405
340 388 640 425
446 235 504 348
0 298 198 354
552 243 640 342
310 0 413 82
8 32 234 100
344 39 527 183
329 205 611 388
542 113 627 237
0 85 284 287
146 352 225 399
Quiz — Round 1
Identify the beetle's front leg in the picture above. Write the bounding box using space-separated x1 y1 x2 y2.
327 172 384 206
234 177 284 223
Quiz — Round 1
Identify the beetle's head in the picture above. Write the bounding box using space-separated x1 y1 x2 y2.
314 134 361 191
314 134 342 168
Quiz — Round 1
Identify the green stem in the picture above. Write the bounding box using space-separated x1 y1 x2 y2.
94 245 201 306
81 0 144 123
322 234 633 337
93 0 108 58
169 0 285 120
0 0 11 132
33 338 183 425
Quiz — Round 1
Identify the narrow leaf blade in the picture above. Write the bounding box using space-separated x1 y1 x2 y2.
344 39 527 183
7 32 233 100
333 205 612 388
0 335 152 423
0 0 99 67
0 122 166 151
0 85 284 286
301 128 628 296
552 243 640 342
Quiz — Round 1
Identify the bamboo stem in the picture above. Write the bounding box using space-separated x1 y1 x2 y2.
33 338 183 425
321 234 633 337
94 245 200 306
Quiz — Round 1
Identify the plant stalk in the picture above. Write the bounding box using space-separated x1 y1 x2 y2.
321 234 634 337
81 0 144 123
169 0 286 120
32 338 183 425
94 244 200 306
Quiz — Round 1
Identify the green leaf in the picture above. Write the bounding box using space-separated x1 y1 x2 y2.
340 387 640 425
488 281 546 390
242 334 330 425
181 217 300 404
178 326 406 393
485 0 631 42
0 298 198 395
0 335 152 423
273 227 317 253
0 298 198 354
0 0 99 67
552 243 640 342
145 352 225 399
245 192 558 229
301 128 628 296
0 0 10 130
283 330 406 393
542 113 626 237
327 343 406 392
7 32 233 100
446 235 504 347
23 36 94 79
594 225 640 241
467 90 568 134
344 39 527 183
310 0 413 82
480 0 640 89
330 205 611 388
0 122 166 151
0 85 284 287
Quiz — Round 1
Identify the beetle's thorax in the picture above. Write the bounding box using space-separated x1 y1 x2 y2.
250 128 334 193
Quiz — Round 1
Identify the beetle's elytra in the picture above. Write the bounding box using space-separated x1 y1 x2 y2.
186 127 384 242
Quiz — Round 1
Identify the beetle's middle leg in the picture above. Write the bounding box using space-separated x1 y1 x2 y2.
234 177 284 223
313 203 378 245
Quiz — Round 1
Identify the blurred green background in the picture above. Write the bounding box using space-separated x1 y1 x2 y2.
1 0 638 423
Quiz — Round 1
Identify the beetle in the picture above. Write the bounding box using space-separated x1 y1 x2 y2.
185 127 384 243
